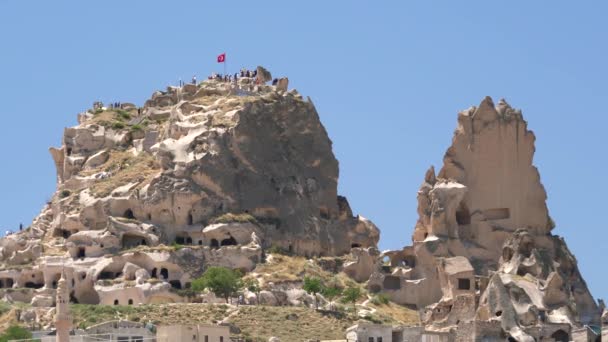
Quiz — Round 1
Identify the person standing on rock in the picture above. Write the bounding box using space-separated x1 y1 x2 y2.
192 75 197 85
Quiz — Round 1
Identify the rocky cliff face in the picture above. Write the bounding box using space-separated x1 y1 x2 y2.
356 97 601 341
0 68 378 307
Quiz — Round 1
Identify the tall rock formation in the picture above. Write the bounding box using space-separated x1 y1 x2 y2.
364 97 601 341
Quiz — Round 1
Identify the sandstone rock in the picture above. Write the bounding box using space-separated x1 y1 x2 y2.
343 247 379 282
258 291 278 306
276 78 289 92
357 97 600 339
256 66 272 83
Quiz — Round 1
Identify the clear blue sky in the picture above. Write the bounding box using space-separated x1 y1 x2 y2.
0 1 606 302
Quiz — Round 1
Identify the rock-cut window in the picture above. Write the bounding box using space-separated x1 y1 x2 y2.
458 278 471 290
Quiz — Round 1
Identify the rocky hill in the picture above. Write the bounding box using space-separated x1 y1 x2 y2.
0 68 602 341
0 67 378 308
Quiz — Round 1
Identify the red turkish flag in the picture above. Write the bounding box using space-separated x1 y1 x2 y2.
217 53 226 63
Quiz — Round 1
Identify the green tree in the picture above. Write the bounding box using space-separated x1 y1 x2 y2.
242 278 261 305
0 325 32 342
321 286 342 311
341 286 362 315
302 277 323 309
191 267 241 303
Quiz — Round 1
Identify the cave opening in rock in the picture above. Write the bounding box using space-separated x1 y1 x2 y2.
98 272 115 280
77 247 86 258
402 255 416 268
210 239 219 249
351 243 361 249
123 209 135 219
186 237 192 244
151 268 157 278
25 282 43 289
114 299 119 305
187 213 193 225
455 203 471 225
128 299 134 305
122 234 146 249
160 268 169 280
220 236 237 246
0 278 14 288
383 276 401 290
169 280 181 289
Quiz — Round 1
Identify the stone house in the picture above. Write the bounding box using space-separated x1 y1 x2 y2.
156 324 230 342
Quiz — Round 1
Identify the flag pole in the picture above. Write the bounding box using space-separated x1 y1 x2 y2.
224 52 227 77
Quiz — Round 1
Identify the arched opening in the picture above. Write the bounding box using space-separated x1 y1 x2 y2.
151 268 157 278
175 236 185 244
0 278 14 288
160 268 169 279
147 213 152 220
455 202 471 225
123 209 135 219
551 330 569 342
383 276 401 290
53 228 72 239
25 282 43 289
351 243 361 249
128 299 134 305
169 280 181 289
495 310 502 317
221 236 237 246
402 255 416 268
77 247 86 258
98 271 116 280
210 239 219 249
122 234 146 249
198 240 203 245
114 299 119 305
186 237 192 244
66 147 72 156
187 213 193 225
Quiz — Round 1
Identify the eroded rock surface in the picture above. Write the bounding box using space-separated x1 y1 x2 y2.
352 97 601 341
0 68 378 308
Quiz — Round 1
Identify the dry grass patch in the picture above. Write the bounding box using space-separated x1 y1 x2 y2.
87 151 160 198
229 306 355 342
251 254 357 289
70 303 230 329
367 302 420 325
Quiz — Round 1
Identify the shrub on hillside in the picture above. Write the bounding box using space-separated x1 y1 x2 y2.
0 325 32 342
